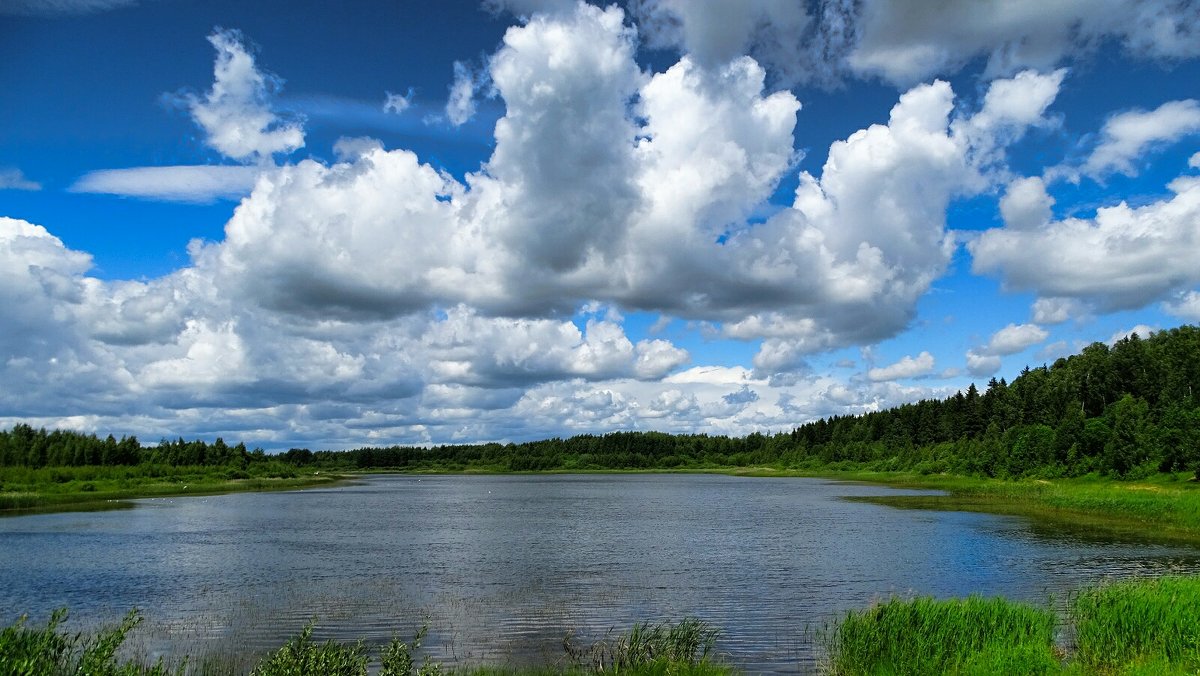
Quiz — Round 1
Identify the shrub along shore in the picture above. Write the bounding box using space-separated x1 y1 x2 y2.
4 575 1198 675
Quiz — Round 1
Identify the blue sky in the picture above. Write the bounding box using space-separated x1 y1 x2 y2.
2 0 1199 449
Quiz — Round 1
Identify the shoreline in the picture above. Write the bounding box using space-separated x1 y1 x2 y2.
0 472 352 517
7 465 1200 548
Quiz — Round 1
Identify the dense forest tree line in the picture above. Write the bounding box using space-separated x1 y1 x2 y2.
326 326 1200 479
3 325 1199 480
0 427 266 469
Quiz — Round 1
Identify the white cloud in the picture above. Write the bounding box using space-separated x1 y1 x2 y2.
1083 99 1200 178
445 61 478 126
867 351 935 382
848 0 1200 85
1165 290 1200 321
182 28 304 162
631 0 813 80
966 350 1002 378
0 167 41 191
70 165 261 202
633 0 1200 87
383 88 414 114
972 174 1200 313
1191 151 1200 169
1000 176 1053 231
1031 297 1082 324
984 323 1048 355
1109 324 1157 345
0 9 1091 447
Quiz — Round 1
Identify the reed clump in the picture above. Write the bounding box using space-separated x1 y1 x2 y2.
1070 575 1200 673
822 595 1059 676
565 617 723 674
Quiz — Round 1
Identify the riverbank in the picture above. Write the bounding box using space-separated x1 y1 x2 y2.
0 464 349 516
5 576 1198 674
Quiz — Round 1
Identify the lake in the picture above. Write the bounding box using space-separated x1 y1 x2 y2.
2 473 1199 672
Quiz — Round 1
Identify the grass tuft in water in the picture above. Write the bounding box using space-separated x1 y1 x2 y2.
822 595 1059 676
566 617 722 673
1070 575 1200 673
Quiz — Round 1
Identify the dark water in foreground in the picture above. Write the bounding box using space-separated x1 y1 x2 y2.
2 474 1200 672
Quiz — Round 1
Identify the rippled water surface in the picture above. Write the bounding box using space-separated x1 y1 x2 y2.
3 474 1199 672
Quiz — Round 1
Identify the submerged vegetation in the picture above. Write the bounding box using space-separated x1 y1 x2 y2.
5 577 1200 674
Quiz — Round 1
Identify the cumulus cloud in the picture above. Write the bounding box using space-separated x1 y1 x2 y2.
984 323 1049 355
1031 297 1082 324
847 0 1200 85
1082 99 1200 179
0 7 1082 446
867 351 935 382
632 0 1200 87
972 174 1200 313
966 350 1002 378
180 28 304 162
1165 290 1200 321
0 167 41 191
70 165 261 202
1000 176 1053 231
630 0 814 82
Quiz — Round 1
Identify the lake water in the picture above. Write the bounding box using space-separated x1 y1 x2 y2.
3 474 1199 673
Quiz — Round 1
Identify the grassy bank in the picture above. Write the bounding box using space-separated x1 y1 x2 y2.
0 464 348 516
822 574 1200 675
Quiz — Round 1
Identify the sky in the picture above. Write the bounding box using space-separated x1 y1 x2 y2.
2 0 1200 450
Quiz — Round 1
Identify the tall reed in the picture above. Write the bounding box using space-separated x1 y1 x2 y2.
1070 574 1200 672
822 595 1058 675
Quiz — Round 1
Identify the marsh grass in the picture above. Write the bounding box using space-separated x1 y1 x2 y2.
821 595 1059 676
1070 575 1200 673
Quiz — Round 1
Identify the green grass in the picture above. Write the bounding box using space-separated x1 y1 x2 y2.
1070 575 1200 673
821 595 1059 676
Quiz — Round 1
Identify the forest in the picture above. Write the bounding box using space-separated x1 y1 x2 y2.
3 325 1198 480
